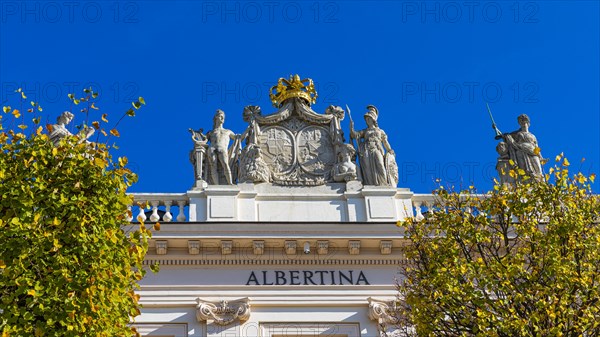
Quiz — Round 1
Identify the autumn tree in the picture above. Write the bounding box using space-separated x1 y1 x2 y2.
0 89 153 336
397 157 600 336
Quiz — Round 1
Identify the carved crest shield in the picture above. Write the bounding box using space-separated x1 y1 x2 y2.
253 99 342 186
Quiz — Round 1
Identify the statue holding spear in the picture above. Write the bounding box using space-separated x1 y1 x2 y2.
348 105 398 186
487 103 543 182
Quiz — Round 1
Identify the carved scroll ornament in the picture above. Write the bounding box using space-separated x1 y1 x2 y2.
196 297 251 326
367 297 398 324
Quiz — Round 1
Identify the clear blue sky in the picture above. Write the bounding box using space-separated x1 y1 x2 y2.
1 0 598 193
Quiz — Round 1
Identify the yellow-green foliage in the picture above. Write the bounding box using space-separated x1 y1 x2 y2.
398 157 600 336
0 91 150 337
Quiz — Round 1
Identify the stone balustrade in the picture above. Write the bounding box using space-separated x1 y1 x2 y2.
410 193 490 222
410 193 438 222
126 191 494 223
128 193 189 223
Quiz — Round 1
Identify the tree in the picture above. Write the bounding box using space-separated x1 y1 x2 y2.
397 157 600 336
0 90 153 336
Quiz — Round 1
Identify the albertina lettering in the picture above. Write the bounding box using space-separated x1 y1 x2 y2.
245 270 370 286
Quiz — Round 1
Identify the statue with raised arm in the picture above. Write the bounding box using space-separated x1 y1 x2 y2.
492 113 543 181
49 111 94 146
350 105 398 186
206 109 241 185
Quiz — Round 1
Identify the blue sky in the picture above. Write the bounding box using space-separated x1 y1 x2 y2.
1 0 598 193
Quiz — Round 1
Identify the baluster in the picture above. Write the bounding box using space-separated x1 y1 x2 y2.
150 200 161 222
176 200 187 222
137 206 147 222
414 201 424 222
163 200 173 222
425 201 435 215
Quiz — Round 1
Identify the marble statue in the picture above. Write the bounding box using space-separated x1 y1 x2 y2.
49 111 94 146
239 106 270 183
206 109 241 185
332 143 358 182
189 128 208 187
493 114 543 181
350 105 398 186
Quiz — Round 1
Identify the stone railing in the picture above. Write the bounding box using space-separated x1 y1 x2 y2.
410 194 439 222
128 193 189 222
126 191 488 223
410 193 492 222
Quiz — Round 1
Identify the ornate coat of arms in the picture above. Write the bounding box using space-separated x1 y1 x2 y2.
248 76 345 185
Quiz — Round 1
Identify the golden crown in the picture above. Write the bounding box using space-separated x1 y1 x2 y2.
269 74 318 107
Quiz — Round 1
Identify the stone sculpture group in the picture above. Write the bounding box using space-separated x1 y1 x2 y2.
189 75 543 188
189 75 398 188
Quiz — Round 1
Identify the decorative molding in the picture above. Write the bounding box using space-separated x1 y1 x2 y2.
196 297 251 326
284 240 297 255
317 240 329 255
380 240 393 255
143 258 404 266
155 240 168 255
253 240 265 255
188 240 200 255
368 297 406 337
348 240 361 255
221 240 233 255
367 297 398 324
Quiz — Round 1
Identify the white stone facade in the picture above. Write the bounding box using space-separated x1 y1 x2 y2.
188 183 414 222
128 187 435 337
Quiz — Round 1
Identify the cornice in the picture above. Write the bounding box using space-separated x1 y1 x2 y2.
126 221 403 235
143 258 404 266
